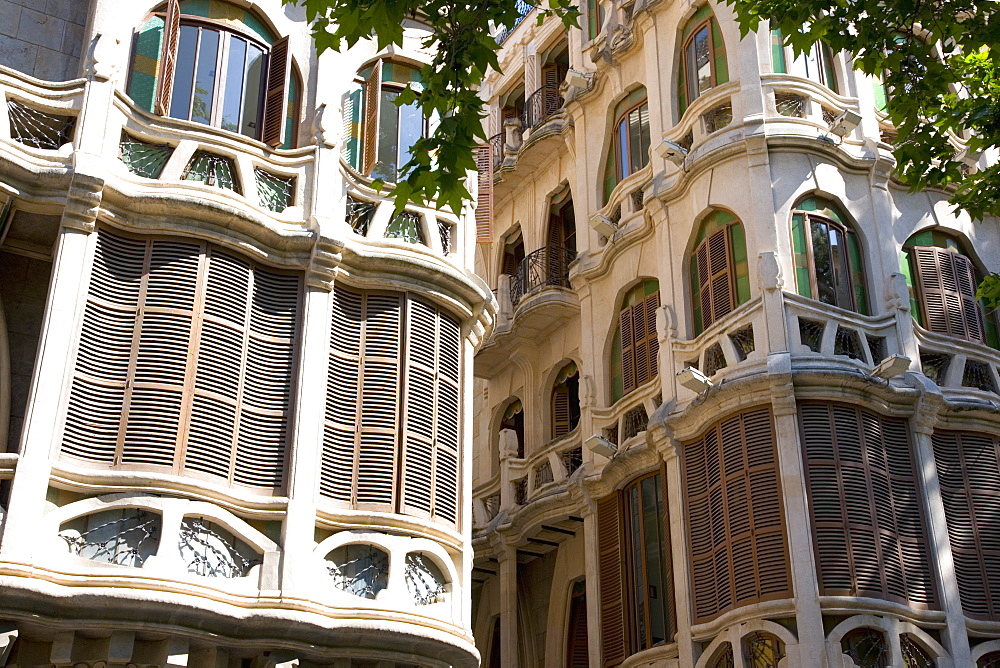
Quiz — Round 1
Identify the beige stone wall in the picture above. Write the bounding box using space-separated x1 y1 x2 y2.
0 0 88 81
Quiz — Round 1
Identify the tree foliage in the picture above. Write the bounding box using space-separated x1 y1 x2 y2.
286 0 578 214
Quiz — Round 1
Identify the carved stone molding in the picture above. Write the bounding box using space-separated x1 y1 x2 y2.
305 236 345 290
61 168 105 234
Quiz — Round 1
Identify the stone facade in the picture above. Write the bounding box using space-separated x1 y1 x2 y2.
0 2 492 667
469 2 1000 667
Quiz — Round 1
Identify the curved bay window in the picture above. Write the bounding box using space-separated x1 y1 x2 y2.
690 210 749 335
791 197 868 314
127 0 299 147
596 472 674 666
343 60 426 182
610 279 660 404
603 87 650 203
679 5 728 115
901 229 999 347
551 362 580 440
771 29 838 92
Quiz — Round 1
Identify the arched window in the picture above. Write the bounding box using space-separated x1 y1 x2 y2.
679 5 728 115
59 508 161 568
841 628 888 668
596 472 674 665
791 197 867 314
610 279 660 404
488 617 502 668
127 0 298 147
743 631 786 667
899 635 934 668
565 581 588 667
771 29 838 92
980 651 1000 668
690 210 749 335
343 60 426 182
499 398 525 459
707 644 735 668
602 87 650 203
902 230 999 347
326 543 390 599
551 362 580 440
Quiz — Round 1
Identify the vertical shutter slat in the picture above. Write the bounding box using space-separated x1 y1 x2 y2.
620 305 635 394
597 495 626 666
913 246 985 343
362 60 382 175
154 0 180 116
261 36 290 147
696 226 735 331
475 144 494 243
552 385 571 439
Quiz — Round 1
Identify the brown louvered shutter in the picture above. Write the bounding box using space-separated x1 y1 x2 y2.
154 0 180 116
362 61 382 175
401 297 461 525
597 494 626 667
541 64 561 112
620 305 636 395
261 36 290 147
475 144 494 243
799 403 937 609
696 227 734 332
566 587 589 667
639 292 659 384
358 291 402 511
933 431 1000 620
913 247 984 343
552 383 571 439
684 408 791 624
323 285 364 504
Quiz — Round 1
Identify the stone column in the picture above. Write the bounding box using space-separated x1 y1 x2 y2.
908 381 972 666
0 169 102 555
498 543 520 668
578 498 602 668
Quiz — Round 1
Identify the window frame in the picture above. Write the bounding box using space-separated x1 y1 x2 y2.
613 98 651 184
681 18 717 108
792 208 867 314
372 71 429 183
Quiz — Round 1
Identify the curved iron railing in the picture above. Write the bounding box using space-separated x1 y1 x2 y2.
510 245 576 304
521 83 563 131
488 131 504 170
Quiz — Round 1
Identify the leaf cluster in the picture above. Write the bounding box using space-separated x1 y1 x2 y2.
287 0 578 214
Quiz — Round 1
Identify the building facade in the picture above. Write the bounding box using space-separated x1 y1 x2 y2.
469 1 1000 667
0 2 493 667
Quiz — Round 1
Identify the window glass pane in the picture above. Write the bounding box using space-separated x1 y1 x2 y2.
192 28 220 126
828 226 854 308
628 108 642 174
685 36 700 104
638 104 650 171
374 89 400 181
810 219 837 306
642 476 668 646
169 25 199 120
241 43 265 138
629 484 647 648
398 100 423 177
220 35 247 133
694 26 712 96
618 118 629 181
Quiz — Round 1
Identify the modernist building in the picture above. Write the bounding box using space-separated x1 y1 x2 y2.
469 1 1000 667
0 1 493 667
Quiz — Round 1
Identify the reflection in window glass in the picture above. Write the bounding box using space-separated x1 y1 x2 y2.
373 90 424 183
687 25 712 104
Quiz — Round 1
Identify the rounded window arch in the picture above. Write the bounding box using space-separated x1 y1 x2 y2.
980 650 1000 667
841 627 888 668
690 210 749 335
610 279 660 404
902 228 999 347
325 542 390 599
602 87 650 204
771 29 838 92
404 551 449 605
706 642 735 668
679 5 729 116
127 1 299 147
343 59 426 182
790 196 868 314
742 631 785 667
59 507 162 568
498 397 525 459
550 361 580 440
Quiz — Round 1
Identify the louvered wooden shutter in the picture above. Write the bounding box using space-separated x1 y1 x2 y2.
683 408 791 624
932 431 1000 620
475 144 493 243
502 250 518 276
154 0 180 116
799 403 936 609
620 291 660 397
362 61 382 175
552 384 571 439
696 227 734 332
261 36 290 147
913 247 985 343
566 589 589 667
620 305 636 395
323 285 364 504
597 494 626 666
541 64 560 111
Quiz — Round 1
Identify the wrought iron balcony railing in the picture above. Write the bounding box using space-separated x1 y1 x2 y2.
521 83 563 131
488 131 504 170
510 245 576 305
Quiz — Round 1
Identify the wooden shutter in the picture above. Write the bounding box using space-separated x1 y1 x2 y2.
362 61 382 175
913 246 984 343
566 588 589 667
475 144 494 243
620 291 660 397
323 286 364 503
620 305 636 395
154 0 180 116
696 226 735 332
597 494 626 667
683 408 791 624
799 403 937 609
541 63 561 112
552 384 571 439
932 431 1000 620
261 36 290 147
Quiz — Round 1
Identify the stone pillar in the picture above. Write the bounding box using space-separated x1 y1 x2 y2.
758 252 789 354
887 272 920 369
908 382 971 666
0 169 101 555
579 499 602 668
663 440 695 667
498 544 519 668
767 352 826 661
